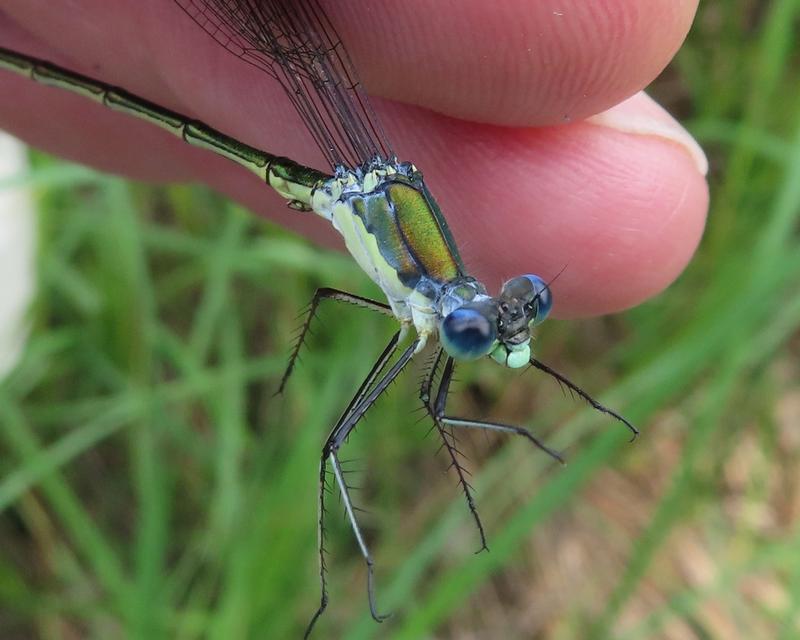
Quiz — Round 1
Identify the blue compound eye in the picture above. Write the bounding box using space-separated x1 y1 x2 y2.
440 302 498 360
524 275 552 324
500 274 553 324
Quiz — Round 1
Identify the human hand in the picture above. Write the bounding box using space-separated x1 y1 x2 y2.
0 0 708 316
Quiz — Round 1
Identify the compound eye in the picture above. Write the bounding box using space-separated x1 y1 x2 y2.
524 275 552 324
500 274 553 324
440 302 498 360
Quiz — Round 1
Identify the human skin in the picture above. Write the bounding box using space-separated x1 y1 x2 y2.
0 0 708 317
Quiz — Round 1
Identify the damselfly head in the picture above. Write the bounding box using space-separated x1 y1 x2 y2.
439 274 552 368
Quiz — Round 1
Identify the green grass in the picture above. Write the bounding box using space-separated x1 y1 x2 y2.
2 1 800 637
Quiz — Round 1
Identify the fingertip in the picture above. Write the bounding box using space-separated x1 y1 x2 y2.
540 126 709 317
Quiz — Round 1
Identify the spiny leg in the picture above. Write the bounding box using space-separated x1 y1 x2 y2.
529 357 638 440
420 349 488 552
305 458 330 640
435 357 566 464
328 339 419 619
305 333 418 637
330 452 385 621
327 337 420 452
276 287 392 395
305 330 401 638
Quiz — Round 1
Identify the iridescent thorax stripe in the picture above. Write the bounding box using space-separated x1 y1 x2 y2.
349 175 465 289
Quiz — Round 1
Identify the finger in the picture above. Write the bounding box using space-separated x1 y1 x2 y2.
330 0 701 125
3 0 699 125
0 15 708 317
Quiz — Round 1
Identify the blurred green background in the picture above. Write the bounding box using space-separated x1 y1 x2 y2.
2 1 800 638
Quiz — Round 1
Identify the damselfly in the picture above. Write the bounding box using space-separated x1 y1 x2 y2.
0 0 637 635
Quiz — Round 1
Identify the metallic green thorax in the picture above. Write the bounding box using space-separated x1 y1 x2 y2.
305 161 472 345
350 173 464 288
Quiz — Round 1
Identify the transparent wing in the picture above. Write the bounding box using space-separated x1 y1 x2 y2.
175 0 393 169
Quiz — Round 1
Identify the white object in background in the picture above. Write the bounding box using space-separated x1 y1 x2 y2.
0 131 36 380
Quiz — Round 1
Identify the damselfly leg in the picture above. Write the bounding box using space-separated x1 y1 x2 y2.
419 354 565 548
306 331 420 639
529 358 639 440
419 348 489 552
433 357 566 462
420 352 638 550
277 287 392 395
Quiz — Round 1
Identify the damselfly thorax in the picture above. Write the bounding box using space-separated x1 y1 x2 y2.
305 160 476 350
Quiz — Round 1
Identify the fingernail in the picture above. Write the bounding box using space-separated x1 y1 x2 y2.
586 92 708 176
